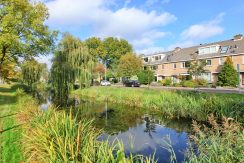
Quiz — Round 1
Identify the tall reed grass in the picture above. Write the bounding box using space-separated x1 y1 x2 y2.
17 92 155 162
186 114 244 162
73 87 244 122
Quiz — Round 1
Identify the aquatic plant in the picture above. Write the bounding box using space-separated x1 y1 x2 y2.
22 108 155 162
186 115 244 163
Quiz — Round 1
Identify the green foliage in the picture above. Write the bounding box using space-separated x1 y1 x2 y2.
51 33 94 106
217 57 239 87
21 105 154 162
161 78 172 86
75 87 244 122
118 53 142 78
85 37 133 69
181 80 197 88
85 37 105 61
137 69 155 85
188 115 244 163
0 0 57 65
188 58 206 79
21 59 47 93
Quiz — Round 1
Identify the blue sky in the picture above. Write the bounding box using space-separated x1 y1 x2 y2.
38 0 244 65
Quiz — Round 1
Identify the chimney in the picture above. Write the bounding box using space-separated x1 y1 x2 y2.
174 47 181 52
234 34 243 41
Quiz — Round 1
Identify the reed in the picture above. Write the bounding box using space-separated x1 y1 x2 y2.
186 115 244 163
73 86 244 122
17 94 155 162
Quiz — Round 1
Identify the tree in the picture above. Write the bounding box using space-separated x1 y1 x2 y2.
93 63 105 82
217 57 238 87
51 33 94 106
102 37 133 68
85 37 105 61
21 59 46 92
137 70 155 85
0 0 57 65
188 57 206 80
117 53 142 78
0 60 17 83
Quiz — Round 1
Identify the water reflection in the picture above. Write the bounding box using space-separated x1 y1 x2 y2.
73 101 191 163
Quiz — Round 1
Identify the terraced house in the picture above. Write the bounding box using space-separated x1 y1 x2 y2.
142 34 244 87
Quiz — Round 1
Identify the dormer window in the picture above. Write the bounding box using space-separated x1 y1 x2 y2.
144 57 148 62
220 46 229 54
198 45 219 55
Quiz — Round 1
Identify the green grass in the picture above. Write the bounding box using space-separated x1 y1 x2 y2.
73 86 244 122
0 84 23 162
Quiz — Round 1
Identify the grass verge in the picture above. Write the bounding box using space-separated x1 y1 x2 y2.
72 86 244 122
0 84 23 162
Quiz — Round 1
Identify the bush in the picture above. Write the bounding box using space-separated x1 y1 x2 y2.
161 78 172 86
217 57 239 87
194 79 208 86
137 70 155 85
182 80 197 88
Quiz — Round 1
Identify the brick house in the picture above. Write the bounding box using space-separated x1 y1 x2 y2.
142 34 244 87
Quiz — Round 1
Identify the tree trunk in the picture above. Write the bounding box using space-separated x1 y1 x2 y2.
0 46 7 65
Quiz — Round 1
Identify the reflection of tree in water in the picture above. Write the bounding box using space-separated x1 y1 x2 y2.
144 117 156 138
70 101 144 135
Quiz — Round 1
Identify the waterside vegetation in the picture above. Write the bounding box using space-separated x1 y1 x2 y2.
73 86 244 122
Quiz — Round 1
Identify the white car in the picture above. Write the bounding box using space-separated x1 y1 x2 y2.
100 80 111 86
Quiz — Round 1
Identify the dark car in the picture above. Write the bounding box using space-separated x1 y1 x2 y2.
124 80 140 87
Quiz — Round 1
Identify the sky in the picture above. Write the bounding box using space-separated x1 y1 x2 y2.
37 0 244 66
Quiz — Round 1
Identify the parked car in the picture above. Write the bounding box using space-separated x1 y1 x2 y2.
100 80 111 86
124 80 140 87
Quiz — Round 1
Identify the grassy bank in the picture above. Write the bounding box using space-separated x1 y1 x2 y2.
0 85 23 162
14 88 155 162
73 86 244 122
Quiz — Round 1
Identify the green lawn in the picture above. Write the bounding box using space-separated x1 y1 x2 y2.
0 84 23 163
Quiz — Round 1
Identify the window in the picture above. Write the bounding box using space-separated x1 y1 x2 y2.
200 72 211 82
220 46 229 54
155 56 159 60
199 45 219 55
242 55 244 64
181 61 191 68
173 63 177 69
206 59 212 66
144 58 148 62
181 62 185 68
151 65 157 70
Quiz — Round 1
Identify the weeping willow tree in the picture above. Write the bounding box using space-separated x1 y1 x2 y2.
51 34 94 106
21 59 46 93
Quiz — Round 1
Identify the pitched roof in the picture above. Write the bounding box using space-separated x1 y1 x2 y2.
145 36 244 65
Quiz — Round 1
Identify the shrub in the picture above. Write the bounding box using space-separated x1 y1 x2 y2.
137 70 155 85
194 79 208 86
217 57 239 87
161 78 172 86
182 80 197 88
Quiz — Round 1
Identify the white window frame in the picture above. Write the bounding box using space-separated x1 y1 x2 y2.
173 63 177 69
181 62 185 68
198 45 219 55
206 59 212 66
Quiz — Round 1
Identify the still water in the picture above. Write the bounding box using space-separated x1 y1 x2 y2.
70 101 192 163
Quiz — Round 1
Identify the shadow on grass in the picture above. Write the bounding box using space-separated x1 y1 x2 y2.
0 113 17 119
0 124 24 134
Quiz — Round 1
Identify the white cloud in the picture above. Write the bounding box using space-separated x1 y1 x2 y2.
44 0 176 49
167 13 226 51
181 13 225 41
136 46 165 55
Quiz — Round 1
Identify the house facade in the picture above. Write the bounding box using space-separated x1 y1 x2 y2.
142 34 244 87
